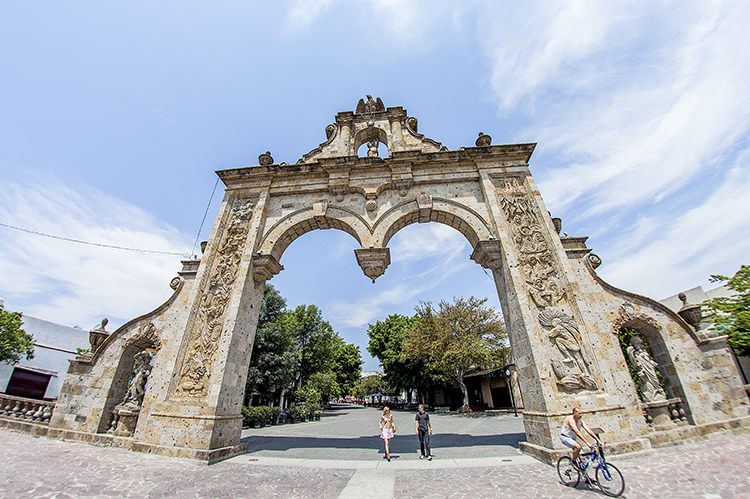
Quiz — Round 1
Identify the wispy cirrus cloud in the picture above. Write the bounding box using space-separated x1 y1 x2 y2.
0 174 191 329
477 1 750 298
327 224 470 328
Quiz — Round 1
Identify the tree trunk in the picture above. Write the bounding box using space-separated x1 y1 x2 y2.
457 376 470 412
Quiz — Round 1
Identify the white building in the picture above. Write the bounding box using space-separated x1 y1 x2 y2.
0 299 90 400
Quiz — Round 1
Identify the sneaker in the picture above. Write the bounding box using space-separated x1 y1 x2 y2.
419 455 425 460
427 455 433 461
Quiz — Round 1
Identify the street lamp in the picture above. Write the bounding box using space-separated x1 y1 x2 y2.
505 368 518 417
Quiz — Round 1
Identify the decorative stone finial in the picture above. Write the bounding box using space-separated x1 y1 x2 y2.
259 151 274 165
677 293 702 331
88 318 109 352
475 132 492 147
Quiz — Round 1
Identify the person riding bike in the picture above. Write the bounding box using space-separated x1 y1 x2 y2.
560 407 604 467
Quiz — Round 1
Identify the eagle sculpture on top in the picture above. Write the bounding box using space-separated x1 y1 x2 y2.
356 95 385 115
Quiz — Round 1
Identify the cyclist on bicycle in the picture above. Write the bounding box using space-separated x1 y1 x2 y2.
560 407 603 467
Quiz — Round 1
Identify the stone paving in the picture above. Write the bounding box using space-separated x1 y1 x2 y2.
1 404 750 498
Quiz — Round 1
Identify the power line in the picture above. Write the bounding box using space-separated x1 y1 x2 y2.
0 222 187 256
191 177 220 256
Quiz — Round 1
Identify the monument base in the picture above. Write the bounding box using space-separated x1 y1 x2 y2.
0 416 248 465
519 414 750 464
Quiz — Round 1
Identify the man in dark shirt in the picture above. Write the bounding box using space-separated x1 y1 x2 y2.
414 404 433 460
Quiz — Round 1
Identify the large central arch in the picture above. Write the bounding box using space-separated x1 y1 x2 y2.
50 98 749 463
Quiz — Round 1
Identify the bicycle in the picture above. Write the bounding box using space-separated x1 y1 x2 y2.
557 442 625 497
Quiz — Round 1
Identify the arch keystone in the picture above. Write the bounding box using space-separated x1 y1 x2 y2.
354 247 391 283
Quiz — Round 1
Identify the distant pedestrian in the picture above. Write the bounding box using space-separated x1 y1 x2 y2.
415 404 433 460
379 406 396 461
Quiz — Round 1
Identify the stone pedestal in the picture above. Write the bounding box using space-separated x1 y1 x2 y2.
643 400 673 430
110 408 139 437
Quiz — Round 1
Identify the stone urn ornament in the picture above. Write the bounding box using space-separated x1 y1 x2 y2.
88 318 109 353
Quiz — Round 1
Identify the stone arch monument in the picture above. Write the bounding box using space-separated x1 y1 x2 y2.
50 98 749 463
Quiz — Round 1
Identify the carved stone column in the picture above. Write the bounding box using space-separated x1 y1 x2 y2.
472 168 647 462
135 192 269 460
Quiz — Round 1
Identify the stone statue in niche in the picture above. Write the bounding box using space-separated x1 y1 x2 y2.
108 350 153 437
539 309 597 391
367 140 379 157
627 335 666 402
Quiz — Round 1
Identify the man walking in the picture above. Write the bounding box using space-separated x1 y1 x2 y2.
415 404 433 460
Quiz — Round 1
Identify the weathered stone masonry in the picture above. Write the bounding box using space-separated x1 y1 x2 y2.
41 98 748 463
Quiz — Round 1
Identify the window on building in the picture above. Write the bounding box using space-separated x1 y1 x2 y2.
4 367 52 400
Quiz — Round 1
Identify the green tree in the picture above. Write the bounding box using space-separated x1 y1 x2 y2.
246 285 298 404
355 374 389 398
331 341 363 395
367 314 447 403
303 371 340 401
402 296 509 412
292 304 337 383
0 304 34 365
291 304 362 390
705 265 750 357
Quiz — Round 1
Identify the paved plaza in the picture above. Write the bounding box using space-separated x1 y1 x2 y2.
1 404 749 498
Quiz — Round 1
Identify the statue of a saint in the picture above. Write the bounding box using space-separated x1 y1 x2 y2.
367 140 379 157
627 336 666 402
119 351 153 411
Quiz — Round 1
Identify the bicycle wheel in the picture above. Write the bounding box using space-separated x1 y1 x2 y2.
596 462 625 497
557 456 580 487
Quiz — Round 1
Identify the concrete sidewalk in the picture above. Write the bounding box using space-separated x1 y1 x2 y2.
2 428 750 498
240 404 527 462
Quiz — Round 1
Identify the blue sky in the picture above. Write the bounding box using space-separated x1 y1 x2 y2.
1 2 749 371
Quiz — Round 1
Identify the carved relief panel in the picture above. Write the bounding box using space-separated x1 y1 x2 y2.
176 197 256 397
492 174 597 392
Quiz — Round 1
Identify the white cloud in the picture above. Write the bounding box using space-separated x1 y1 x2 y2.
285 0 336 33
284 0 463 49
0 176 191 330
598 148 750 298
390 223 467 263
327 223 471 327
475 0 750 299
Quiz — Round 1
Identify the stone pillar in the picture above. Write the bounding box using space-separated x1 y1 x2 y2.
471 167 648 461
134 190 277 460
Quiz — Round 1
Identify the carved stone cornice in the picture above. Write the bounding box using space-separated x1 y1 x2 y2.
354 248 391 283
470 240 504 271
252 254 284 284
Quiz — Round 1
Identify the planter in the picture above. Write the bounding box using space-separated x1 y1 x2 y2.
250 420 259 428
315 414 321 421
259 420 266 428
290 417 297 424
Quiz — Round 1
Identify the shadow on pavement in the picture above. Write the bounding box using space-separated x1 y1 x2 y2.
242 432 527 454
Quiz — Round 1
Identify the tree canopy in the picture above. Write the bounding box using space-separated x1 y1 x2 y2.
367 314 448 397
705 265 750 357
245 285 362 405
402 296 508 411
0 304 34 365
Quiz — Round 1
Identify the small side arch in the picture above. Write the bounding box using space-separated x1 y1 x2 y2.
258 206 373 262
372 197 494 249
617 317 694 424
